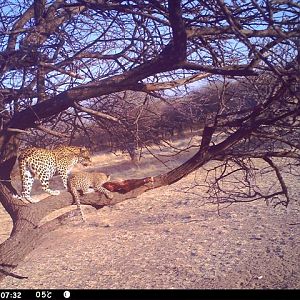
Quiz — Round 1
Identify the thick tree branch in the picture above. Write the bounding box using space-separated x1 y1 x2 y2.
179 62 258 76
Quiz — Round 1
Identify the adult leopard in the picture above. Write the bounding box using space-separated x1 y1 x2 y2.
17 146 91 202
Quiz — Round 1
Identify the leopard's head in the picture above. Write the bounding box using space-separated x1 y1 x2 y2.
79 147 92 166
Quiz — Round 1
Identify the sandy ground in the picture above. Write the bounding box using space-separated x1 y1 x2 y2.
0 140 299 289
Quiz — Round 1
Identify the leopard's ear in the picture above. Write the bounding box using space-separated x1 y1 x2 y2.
82 146 92 153
79 146 87 152
79 146 92 156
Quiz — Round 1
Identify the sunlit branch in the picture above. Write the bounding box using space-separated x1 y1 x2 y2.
36 125 69 138
135 72 211 91
73 102 121 123
40 63 84 79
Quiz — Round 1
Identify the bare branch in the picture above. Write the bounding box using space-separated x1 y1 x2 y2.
36 125 69 138
73 102 121 123
186 27 300 39
263 157 290 206
5 128 32 135
179 62 258 76
135 73 211 91
40 62 84 79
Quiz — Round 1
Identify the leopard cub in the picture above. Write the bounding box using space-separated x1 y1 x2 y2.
67 171 113 221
